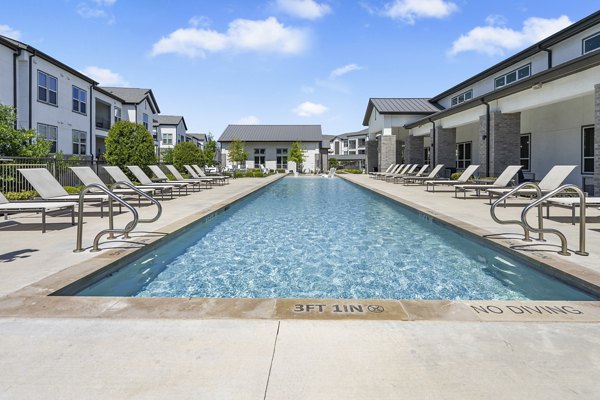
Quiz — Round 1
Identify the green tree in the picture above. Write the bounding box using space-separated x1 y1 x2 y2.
227 139 248 168
0 105 51 157
162 148 174 164
172 141 203 172
288 141 306 172
105 121 156 172
328 157 339 169
202 137 218 167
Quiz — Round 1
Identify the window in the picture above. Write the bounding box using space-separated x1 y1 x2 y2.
343 139 348 148
451 89 473 106
358 150 366 155
424 147 431 166
583 32 600 55
494 64 531 89
254 148 266 166
114 107 122 123
162 133 173 145
143 113 149 130
358 138 366 147
456 142 472 169
349 140 356 149
582 126 595 174
520 134 531 171
72 130 87 155
72 86 87 114
37 123 58 153
38 71 57 105
276 148 288 169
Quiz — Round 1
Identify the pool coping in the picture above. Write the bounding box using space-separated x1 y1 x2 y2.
1 174 599 323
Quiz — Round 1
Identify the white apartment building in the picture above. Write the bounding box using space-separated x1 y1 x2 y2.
328 128 368 170
155 115 187 152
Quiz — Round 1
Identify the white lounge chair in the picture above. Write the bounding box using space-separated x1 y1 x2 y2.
403 164 444 185
393 164 429 184
164 165 213 189
127 165 190 196
487 165 577 203
191 165 230 185
0 191 75 233
375 164 402 180
369 163 395 178
103 166 174 199
148 165 209 191
454 165 522 198
545 197 600 225
426 165 480 192
384 164 418 182
18 168 110 216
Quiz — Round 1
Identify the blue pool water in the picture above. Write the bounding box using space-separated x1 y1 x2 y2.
77 177 595 300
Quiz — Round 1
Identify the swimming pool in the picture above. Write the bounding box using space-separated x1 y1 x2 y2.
76 177 596 300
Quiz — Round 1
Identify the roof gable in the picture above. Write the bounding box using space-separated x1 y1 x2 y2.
99 87 161 114
219 125 323 142
362 98 442 126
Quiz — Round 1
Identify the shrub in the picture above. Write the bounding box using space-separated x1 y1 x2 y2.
172 142 202 172
4 190 37 200
329 158 339 168
162 148 174 164
450 172 462 180
276 169 286 173
244 170 255 177
105 121 156 175
253 170 264 177
64 186 83 194
342 169 362 174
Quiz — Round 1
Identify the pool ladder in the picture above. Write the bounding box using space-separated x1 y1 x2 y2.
74 181 162 252
490 182 588 256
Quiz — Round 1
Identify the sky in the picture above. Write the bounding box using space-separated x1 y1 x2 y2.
1 1 598 139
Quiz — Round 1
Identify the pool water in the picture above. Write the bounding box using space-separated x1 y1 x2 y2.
77 177 596 300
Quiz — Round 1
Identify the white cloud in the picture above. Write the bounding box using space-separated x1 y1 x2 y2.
275 0 331 20
0 24 21 40
77 0 116 21
449 15 572 56
81 66 129 86
293 101 328 117
94 0 116 5
236 115 260 124
383 0 457 24
329 63 362 79
189 16 211 28
151 17 308 58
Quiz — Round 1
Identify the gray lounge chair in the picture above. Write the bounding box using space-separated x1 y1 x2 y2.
149 165 210 190
0 192 75 233
404 164 444 185
190 165 229 185
375 164 402 180
369 163 395 178
165 165 214 187
183 165 221 186
544 196 600 225
454 165 522 198
18 168 110 216
487 165 577 203
426 164 480 192
103 166 174 199
127 166 190 196
385 164 418 182
70 167 156 202
393 164 429 184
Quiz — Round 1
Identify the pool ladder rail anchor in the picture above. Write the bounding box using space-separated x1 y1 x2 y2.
74 181 162 253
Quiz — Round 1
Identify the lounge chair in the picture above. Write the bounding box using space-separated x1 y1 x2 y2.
0 192 75 233
369 163 395 178
544 196 600 225
375 164 402 180
384 164 418 182
403 164 444 185
183 165 221 186
103 166 174 199
149 165 209 191
190 165 230 185
453 165 522 198
321 167 336 178
127 166 190 196
70 167 156 202
18 168 111 216
163 165 213 189
487 165 577 203
425 164 480 192
393 164 429 184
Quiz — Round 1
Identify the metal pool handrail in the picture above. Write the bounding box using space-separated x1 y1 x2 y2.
521 184 588 256
74 183 139 253
490 182 544 242
110 181 162 237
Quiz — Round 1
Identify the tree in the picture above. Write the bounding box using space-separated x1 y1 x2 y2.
288 141 306 172
0 105 51 157
162 148 174 164
227 139 248 168
328 157 339 168
202 137 218 167
172 141 203 172
105 121 156 172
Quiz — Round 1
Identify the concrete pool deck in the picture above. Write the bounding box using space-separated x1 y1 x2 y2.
1 173 600 398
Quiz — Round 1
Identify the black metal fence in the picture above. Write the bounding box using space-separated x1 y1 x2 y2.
0 156 109 192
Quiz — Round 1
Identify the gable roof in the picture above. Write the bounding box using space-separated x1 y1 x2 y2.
362 98 442 126
156 115 187 130
99 87 160 113
187 133 208 141
219 125 322 142
333 128 368 139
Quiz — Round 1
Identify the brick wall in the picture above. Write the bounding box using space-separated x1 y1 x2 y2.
405 135 424 164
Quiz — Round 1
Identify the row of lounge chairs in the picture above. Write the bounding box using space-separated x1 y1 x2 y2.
0 164 229 232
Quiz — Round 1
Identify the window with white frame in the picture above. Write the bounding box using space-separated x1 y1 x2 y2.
456 141 472 169
520 133 531 171
37 123 58 153
582 126 595 174
254 148 265 166
72 130 87 155
143 113 149 130
276 148 288 169
114 107 122 123
451 89 473 106
494 64 531 89
358 138 366 147
38 71 57 106
162 133 173 145
72 86 87 114
583 31 600 55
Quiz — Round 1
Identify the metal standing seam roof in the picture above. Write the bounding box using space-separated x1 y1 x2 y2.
362 98 442 126
219 125 323 142
332 128 369 140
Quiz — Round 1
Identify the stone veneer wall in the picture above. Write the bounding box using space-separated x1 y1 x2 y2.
404 135 424 165
595 84 600 196
367 140 378 172
378 135 397 173
479 111 521 177
435 128 456 173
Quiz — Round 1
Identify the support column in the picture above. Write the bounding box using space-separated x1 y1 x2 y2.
404 135 424 164
378 135 397 173
480 111 521 177
594 84 600 196
435 127 456 173
367 140 378 172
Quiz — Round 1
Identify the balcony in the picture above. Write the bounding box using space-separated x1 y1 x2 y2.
95 100 111 131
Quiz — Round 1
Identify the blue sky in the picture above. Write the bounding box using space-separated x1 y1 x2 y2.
1 1 598 138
